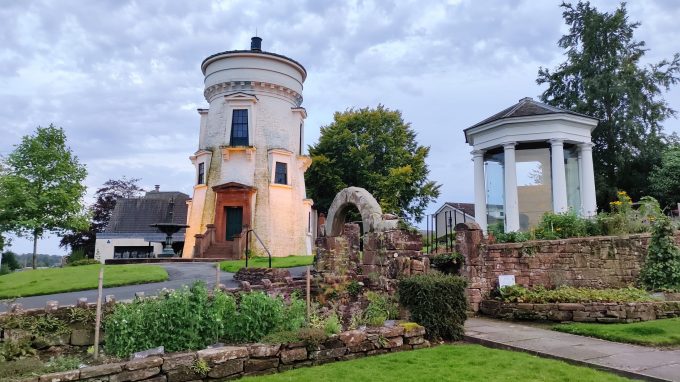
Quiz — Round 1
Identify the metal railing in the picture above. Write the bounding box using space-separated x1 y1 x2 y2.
244 229 273 268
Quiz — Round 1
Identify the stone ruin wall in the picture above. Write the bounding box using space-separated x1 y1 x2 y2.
455 223 679 312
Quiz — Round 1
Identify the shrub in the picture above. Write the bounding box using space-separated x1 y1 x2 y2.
0 339 36 362
398 273 467 340
497 285 654 303
66 248 87 264
346 280 363 298
66 259 100 267
363 291 399 327
231 291 301 343
534 211 589 240
430 252 464 274
324 313 342 335
639 215 680 291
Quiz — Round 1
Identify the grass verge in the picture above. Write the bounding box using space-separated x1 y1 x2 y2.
554 318 680 347
243 344 630 382
219 255 314 273
0 264 169 298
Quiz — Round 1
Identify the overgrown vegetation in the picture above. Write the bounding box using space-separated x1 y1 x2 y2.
104 282 306 357
554 318 680 347
497 285 655 304
398 273 467 340
639 215 680 291
430 252 463 274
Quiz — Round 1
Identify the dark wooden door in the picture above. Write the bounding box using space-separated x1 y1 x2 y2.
225 207 243 240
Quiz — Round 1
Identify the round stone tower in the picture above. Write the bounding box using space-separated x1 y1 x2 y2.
183 37 313 259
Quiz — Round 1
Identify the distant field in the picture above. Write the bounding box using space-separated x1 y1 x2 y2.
220 255 314 273
554 318 680 347
0 264 169 298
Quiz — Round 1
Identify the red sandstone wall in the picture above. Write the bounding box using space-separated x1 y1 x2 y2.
455 224 678 311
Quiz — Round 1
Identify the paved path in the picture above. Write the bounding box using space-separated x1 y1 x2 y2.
1 263 307 313
465 317 680 381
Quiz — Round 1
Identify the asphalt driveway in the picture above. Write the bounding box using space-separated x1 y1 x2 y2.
0 263 307 312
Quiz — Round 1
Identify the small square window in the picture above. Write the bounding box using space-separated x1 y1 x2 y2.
197 162 205 185
274 162 288 185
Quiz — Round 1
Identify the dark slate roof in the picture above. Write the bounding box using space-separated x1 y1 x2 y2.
201 50 307 77
466 97 596 131
103 191 190 234
444 202 475 217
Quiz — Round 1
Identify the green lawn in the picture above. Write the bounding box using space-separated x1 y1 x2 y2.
554 318 680 347
243 344 629 382
0 264 169 298
219 255 314 273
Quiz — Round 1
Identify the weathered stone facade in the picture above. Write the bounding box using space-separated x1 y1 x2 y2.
26 324 429 382
455 222 676 312
480 300 680 323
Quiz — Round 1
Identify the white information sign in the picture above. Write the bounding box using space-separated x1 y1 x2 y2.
498 275 516 288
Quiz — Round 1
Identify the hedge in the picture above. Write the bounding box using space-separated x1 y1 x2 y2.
398 273 467 340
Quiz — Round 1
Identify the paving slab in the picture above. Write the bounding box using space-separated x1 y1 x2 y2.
465 317 680 382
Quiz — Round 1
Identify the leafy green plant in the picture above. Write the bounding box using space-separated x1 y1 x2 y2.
0 339 36 362
398 273 467 340
190 359 210 377
66 259 100 267
497 285 654 303
639 215 680 291
42 356 81 373
534 210 589 240
67 307 96 324
363 291 399 327
430 252 464 274
346 280 363 298
324 313 342 335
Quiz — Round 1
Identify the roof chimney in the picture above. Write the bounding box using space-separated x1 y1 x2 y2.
154 185 160 192
251 36 262 51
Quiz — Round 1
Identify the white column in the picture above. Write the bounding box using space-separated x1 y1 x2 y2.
472 150 488 232
579 142 597 217
550 139 569 213
503 142 520 232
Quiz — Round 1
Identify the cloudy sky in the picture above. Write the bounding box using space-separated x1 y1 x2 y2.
2 0 679 255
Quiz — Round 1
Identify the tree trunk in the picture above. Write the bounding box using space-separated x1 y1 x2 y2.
32 230 38 270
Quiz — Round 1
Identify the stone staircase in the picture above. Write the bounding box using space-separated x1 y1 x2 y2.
202 242 241 259
194 224 244 260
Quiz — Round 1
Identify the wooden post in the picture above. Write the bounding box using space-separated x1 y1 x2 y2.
215 262 221 289
93 265 104 359
306 266 311 319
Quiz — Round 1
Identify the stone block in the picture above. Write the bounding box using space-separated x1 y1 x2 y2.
338 330 367 347
348 340 375 353
412 340 431 349
109 367 160 382
376 325 404 338
207 359 244 378
405 336 424 345
80 363 124 379
401 325 425 338
278 361 312 372
557 303 585 311
248 343 280 358
70 329 95 346
131 347 165 360
165 366 202 382
196 346 248 365
245 357 279 373
161 352 196 371
4 329 31 342
309 347 347 360
137 376 166 382
125 357 163 371
39 370 80 382
384 336 403 349
547 310 572 321
280 347 307 364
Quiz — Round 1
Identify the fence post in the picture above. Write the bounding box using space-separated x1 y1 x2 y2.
93 265 104 359
306 266 311 319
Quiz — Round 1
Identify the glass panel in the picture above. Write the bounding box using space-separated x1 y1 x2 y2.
230 109 249 146
517 148 552 230
484 151 505 231
274 162 288 185
565 146 582 214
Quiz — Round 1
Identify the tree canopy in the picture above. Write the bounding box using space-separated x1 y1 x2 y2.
61 177 145 256
305 105 440 222
0 124 88 268
537 1 680 208
649 145 680 210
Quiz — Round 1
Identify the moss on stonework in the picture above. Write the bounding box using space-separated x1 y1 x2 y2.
399 322 422 332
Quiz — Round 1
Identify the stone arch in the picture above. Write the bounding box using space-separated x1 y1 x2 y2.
325 187 397 237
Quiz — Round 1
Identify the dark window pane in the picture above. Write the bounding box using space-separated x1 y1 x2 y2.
230 109 249 146
197 162 205 184
274 162 288 185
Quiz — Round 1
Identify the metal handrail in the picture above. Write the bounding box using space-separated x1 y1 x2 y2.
244 229 273 268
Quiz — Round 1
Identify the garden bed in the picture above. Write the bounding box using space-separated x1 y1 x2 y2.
480 299 680 323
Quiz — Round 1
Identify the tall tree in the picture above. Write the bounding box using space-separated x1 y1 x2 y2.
306 105 440 222
649 144 680 210
537 1 680 207
60 177 145 256
0 124 88 268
